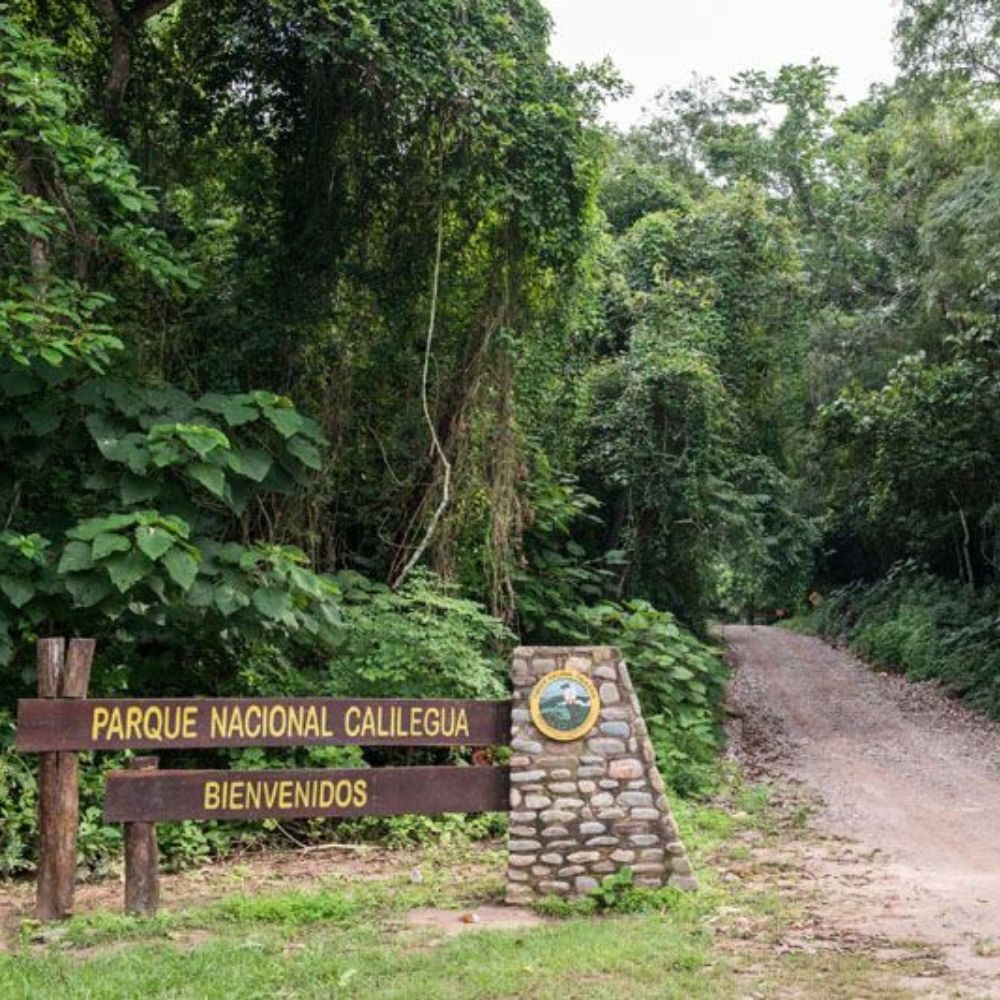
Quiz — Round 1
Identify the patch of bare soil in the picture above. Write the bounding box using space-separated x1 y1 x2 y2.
404 904 546 938
724 624 1000 998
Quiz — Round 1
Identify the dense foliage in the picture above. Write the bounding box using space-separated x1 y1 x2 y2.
0 1 731 875
7 0 1000 873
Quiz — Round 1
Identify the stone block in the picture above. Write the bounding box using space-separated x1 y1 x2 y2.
540 810 576 825
541 825 569 839
511 770 546 784
629 834 660 847
630 808 661 821
524 794 551 810
509 839 542 852
599 722 630 738
608 758 644 781
618 791 653 807
548 782 578 795
509 857 536 871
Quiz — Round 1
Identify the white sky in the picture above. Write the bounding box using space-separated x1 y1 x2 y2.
543 0 900 127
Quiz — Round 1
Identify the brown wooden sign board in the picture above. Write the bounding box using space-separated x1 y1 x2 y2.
104 765 510 823
16 697 511 752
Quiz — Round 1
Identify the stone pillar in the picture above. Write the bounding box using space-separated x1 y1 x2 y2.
506 646 697 903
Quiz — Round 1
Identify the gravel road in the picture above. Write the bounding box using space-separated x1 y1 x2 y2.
723 624 1000 993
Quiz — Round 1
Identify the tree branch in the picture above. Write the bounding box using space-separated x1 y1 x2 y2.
92 0 178 120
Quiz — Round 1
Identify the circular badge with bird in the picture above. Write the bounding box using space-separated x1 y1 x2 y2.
529 669 601 742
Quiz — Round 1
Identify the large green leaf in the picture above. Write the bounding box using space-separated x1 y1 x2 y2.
69 513 136 541
92 533 131 560
64 573 113 607
104 551 153 593
252 586 292 620
265 406 304 438
187 462 226 497
57 540 93 573
214 585 249 617
285 436 322 471
0 574 35 608
227 448 272 482
163 548 198 590
135 525 175 561
176 424 230 458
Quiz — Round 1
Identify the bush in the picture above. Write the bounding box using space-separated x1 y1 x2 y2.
817 569 1000 718
577 601 728 796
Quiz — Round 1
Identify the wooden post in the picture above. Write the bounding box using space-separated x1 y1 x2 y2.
36 638 94 921
124 756 160 917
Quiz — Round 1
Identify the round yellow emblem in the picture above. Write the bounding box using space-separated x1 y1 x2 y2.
529 669 601 742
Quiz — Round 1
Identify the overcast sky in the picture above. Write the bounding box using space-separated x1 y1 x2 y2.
543 0 900 127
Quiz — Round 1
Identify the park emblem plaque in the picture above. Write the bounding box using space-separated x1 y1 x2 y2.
528 668 600 741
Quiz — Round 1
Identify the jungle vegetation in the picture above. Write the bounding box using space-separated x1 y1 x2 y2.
2 0 1000 870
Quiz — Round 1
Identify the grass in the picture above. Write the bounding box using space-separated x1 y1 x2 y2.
0 783 940 999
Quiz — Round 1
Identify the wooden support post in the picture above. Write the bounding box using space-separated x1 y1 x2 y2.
36 638 94 921
124 756 160 917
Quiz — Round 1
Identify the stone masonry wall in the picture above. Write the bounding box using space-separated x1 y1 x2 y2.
506 646 697 903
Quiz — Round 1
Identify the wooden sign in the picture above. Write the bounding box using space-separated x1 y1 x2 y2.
16 697 511 751
104 765 510 822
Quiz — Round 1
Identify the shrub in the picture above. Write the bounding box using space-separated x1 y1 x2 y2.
818 569 1000 719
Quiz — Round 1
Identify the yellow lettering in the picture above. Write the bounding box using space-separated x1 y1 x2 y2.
294 783 310 809
454 708 469 739
410 706 423 737
162 706 182 742
304 705 320 738
246 781 261 811
204 781 221 810
278 781 293 809
244 704 262 739
344 706 360 737
321 706 334 737
230 781 245 811
106 707 125 740
125 706 143 742
226 708 244 740
269 705 287 739
319 780 335 808
361 706 376 738
210 706 227 739
182 705 198 740
424 707 440 738
334 779 352 808
353 779 368 808
263 782 279 810
91 706 109 741
144 706 163 741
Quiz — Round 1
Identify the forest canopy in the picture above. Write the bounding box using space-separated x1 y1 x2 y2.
3 0 1000 869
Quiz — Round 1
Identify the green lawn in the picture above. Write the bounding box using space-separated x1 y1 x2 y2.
0 789 932 999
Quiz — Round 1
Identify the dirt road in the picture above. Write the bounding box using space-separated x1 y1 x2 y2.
723 625 1000 995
